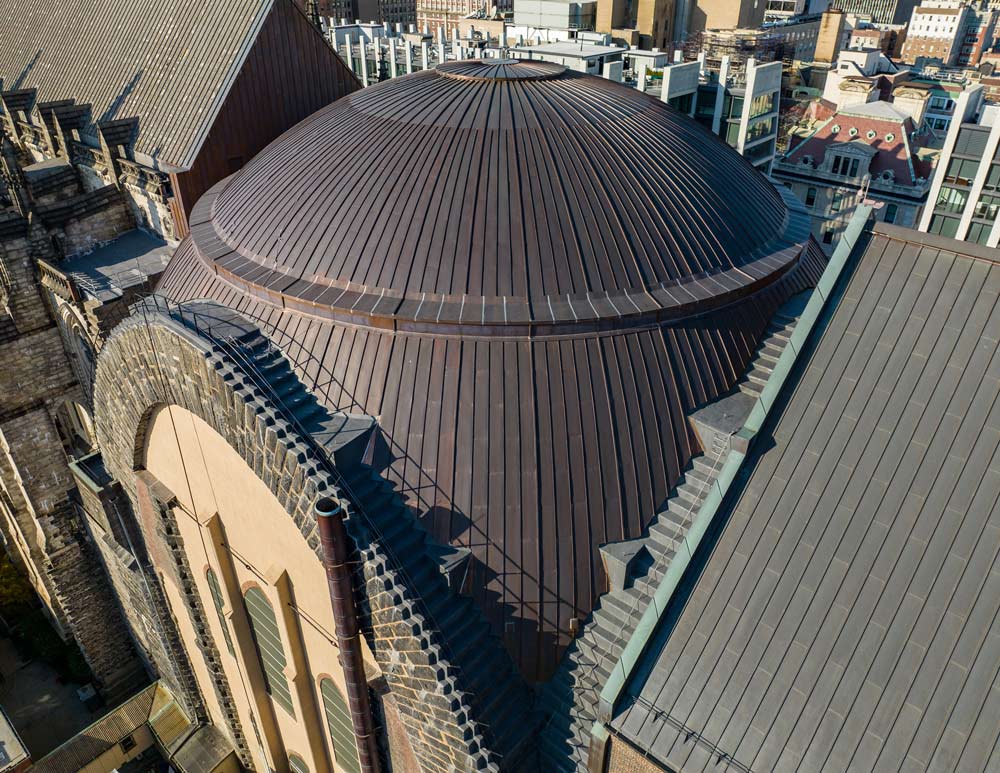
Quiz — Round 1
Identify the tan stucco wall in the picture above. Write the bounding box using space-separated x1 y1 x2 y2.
144 404 375 773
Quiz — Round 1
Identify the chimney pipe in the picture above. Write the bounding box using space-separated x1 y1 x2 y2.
316 497 382 773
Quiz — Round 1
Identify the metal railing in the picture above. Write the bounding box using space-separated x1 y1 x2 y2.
134 295 515 760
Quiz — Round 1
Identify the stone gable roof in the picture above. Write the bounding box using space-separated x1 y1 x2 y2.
0 0 277 171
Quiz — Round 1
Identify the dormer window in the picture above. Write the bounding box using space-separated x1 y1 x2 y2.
831 155 860 177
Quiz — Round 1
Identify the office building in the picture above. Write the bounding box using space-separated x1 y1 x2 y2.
683 0 767 37
901 0 970 65
595 0 676 50
920 84 1000 246
658 55 784 173
831 0 919 24
773 101 934 249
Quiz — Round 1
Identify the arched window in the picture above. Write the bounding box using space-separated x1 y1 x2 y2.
288 754 309 773
243 586 294 715
319 678 361 773
206 569 234 657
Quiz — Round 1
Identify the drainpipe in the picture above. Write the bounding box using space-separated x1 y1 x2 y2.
316 497 382 773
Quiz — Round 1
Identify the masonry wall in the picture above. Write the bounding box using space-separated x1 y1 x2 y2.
59 199 134 257
604 734 668 773
0 228 80 630
76 163 176 244
0 210 145 703
94 312 528 772
0 231 51 338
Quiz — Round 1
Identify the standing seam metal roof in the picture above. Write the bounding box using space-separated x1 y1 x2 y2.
613 223 1000 772
157 62 825 680
209 60 789 304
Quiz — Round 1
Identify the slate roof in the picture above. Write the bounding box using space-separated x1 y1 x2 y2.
785 107 930 186
612 222 1000 772
0 0 274 171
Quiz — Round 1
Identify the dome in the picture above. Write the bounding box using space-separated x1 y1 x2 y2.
205 59 791 327
161 61 822 681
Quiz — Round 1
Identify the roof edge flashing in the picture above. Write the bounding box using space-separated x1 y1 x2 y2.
178 181 811 338
595 206 874 735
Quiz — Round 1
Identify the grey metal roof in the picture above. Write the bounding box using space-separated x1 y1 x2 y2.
60 229 171 302
839 101 912 122
612 223 1000 773
0 0 273 170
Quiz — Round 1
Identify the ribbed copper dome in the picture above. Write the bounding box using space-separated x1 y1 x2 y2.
161 62 822 681
203 59 791 333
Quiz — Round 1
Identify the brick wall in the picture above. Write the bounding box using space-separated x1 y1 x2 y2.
606 734 669 773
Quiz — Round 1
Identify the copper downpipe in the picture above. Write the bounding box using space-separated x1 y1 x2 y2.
316 497 381 773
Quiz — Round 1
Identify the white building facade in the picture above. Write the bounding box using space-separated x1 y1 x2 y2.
920 85 1000 247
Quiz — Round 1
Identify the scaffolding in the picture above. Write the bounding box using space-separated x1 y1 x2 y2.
684 28 786 74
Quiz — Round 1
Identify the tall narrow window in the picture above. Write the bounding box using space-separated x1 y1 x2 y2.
986 164 1000 190
831 192 844 213
288 754 309 773
968 222 993 245
244 587 294 715
206 569 235 657
320 678 361 773
805 187 817 207
884 203 898 224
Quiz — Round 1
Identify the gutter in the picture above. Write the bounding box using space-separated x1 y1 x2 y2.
594 206 874 735
316 497 382 773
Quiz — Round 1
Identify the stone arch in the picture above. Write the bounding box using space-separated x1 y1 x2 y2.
53 397 95 454
93 302 511 772
92 309 337 768
55 299 97 400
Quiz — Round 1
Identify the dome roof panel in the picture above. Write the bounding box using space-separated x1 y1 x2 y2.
158 64 822 682
207 63 789 318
